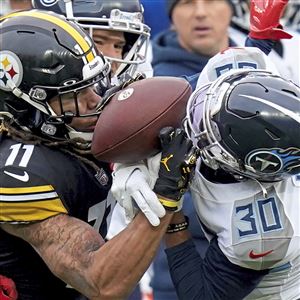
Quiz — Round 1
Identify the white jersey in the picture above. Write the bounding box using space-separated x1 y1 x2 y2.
229 27 300 85
191 163 300 299
196 46 280 88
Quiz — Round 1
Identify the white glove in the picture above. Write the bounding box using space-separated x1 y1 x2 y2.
111 155 166 226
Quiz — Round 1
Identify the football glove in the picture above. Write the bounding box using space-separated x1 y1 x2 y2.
111 158 165 226
249 0 292 40
153 127 198 211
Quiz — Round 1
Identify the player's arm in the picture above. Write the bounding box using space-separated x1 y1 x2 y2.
0 127 193 300
165 212 269 300
1 206 173 299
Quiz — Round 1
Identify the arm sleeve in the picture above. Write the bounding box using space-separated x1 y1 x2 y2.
165 238 269 300
245 37 275 55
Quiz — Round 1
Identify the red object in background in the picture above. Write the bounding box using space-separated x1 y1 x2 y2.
249 0 292 40
0 275 18 300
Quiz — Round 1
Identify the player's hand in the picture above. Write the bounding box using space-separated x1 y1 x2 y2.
111 160 166 226
249 0 292 40
0 275 18 300
153 127 198 211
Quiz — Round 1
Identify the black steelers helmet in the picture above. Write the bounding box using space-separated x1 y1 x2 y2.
32 0 151 79
0 10 111 143
185 69 300 182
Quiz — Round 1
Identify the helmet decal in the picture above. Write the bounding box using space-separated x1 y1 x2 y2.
0 51 23 92
246 150 283 174
246 148 300 175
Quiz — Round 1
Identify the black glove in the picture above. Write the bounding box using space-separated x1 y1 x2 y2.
153 127 198 211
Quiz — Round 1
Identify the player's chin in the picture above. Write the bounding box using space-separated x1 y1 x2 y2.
79 124 96 132
71 117 98 131
71 122 97 132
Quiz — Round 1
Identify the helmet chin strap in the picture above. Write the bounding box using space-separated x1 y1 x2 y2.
252 178 268 199
66 124 93 142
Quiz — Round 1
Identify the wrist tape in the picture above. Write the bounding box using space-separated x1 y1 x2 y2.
166 216 189 233
158 197 180 211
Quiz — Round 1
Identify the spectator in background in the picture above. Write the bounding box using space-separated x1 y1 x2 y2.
152 0 235 77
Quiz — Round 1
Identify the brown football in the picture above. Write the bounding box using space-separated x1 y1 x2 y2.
91 76 192 163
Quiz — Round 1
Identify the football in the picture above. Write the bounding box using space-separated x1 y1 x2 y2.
91 76 192 163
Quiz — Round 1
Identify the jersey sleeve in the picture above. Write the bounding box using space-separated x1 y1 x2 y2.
0 168 68 224
165 238 269 300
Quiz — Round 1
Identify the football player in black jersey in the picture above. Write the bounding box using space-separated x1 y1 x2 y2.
0 10 195 300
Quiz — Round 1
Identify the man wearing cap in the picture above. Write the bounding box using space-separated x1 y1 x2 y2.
152 0 235 77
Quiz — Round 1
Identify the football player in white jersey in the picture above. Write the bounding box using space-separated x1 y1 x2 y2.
110 2 300 295
174 49 300 299
113 45 300 299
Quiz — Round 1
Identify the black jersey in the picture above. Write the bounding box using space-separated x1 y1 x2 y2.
0 136 114 299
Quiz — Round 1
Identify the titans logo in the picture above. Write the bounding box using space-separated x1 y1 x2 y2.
246 148 300 176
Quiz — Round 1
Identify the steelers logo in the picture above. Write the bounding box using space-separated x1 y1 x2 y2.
117 88 134 101
0 51 23 92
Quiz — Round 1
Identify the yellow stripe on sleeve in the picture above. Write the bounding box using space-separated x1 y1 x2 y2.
0 198 68 222
1 185 54 194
